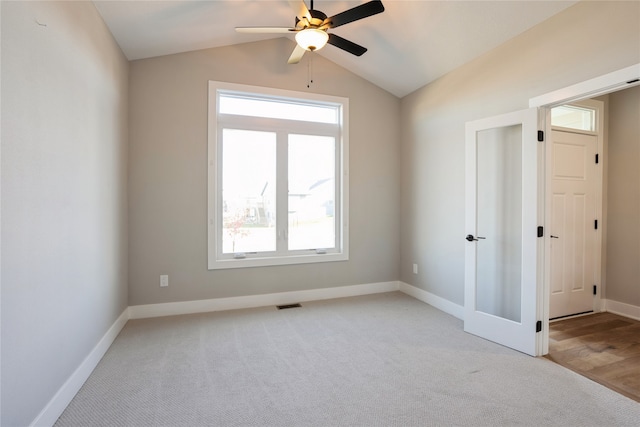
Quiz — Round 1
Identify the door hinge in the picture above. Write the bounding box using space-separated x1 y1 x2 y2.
593 285 597 295
594 219 598 230
595 153 599 164
537 130 544 142
536 320 542 333
537 226 544 238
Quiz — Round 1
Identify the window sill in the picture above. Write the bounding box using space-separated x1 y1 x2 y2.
208 252 348 270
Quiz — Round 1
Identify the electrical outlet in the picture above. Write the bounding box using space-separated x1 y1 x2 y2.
160 275 169 287
412 264 418 274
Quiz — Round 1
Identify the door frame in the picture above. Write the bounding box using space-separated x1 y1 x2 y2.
530 63 640 355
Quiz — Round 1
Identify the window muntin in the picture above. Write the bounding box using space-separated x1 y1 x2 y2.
208 81 349 269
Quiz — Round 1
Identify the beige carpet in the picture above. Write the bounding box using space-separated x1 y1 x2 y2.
56 292 640 426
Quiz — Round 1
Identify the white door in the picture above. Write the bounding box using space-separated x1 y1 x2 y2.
464 108 541 356
549 129 598 319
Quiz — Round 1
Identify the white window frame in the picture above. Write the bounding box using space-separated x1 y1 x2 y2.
207 81 349 269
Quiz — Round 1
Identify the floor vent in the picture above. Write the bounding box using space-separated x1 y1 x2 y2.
277 303 302 310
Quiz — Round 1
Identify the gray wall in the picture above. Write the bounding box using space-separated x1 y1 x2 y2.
399 1 640 306
606 85 640 306
0 2 129 426
128 37 400 306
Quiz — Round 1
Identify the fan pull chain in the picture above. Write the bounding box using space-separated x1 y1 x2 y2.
307 54 314 88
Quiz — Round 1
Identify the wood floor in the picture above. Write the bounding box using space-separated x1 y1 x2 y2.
546 312 640 402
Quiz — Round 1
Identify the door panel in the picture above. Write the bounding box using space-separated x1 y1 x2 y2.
465 108 540 356
549 130 597 318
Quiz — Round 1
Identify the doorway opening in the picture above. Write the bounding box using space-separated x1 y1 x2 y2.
548 99 603 320
530 63 640 355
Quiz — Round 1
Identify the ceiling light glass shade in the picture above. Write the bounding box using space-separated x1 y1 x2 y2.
295 29 329 51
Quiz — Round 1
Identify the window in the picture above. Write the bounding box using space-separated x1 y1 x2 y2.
551 104 596 132
208 81 349 269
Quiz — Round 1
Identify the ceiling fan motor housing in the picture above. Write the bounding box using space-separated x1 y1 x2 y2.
306 9 327 28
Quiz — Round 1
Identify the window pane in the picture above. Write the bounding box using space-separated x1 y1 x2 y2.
222 129 276 253
476 125 522 323
288 135 335 251
220 94 338 124
551 105 595 132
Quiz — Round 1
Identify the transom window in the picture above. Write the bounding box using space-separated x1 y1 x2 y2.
208 81 349 269
551 104 596 132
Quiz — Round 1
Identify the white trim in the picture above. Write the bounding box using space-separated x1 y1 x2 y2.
129 281 399 319
604 299 640 321
30 308 130 427
399 282 464 320
536 108 548 355
210 253 349 270
529 64 640 108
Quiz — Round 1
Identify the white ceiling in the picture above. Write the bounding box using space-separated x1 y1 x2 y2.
93 0 577 98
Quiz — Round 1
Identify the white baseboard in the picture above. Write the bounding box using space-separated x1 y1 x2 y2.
129 281 400 319
604 299 640 321
30 308 129 427
399 282 464 320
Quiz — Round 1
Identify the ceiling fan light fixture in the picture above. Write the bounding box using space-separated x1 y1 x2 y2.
295 28 329 52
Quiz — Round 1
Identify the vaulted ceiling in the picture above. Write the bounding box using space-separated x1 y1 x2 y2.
93 1 577 98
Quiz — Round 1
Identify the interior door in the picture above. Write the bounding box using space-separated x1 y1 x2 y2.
549 129 598 319
464 108 540 356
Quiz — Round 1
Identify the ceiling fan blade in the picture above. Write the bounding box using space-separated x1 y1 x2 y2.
236 27 294 34
288 44 307 64
324 0 384 29
288 0 311 21
327 33 367 56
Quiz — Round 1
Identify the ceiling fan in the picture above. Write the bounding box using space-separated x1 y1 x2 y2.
236 0 385 64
